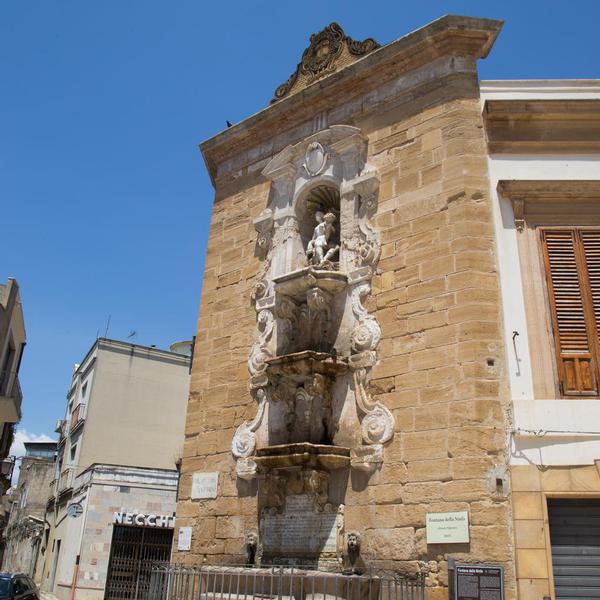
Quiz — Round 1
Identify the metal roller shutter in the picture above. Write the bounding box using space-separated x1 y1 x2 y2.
548 498 600 598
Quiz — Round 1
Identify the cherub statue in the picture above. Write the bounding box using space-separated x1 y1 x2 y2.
306 211 339 266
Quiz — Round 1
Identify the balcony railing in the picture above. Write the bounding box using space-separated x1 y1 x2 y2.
69 403 86 431
0 370 22 422
58 467 74 493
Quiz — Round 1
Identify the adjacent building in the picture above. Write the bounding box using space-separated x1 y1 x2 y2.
482 80 600 600
0 278 27 565
0 278 26 492
3 441 57 577
40 338 191 600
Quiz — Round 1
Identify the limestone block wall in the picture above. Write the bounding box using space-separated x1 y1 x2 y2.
351 84 515 598
175 50 515 600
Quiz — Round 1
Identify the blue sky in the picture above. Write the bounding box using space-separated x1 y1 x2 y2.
1 1 599 445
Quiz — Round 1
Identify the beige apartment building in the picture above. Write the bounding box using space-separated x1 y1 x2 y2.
40 338 191 600
169 14 600 600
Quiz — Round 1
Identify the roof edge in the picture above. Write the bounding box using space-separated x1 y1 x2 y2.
200 14 503 187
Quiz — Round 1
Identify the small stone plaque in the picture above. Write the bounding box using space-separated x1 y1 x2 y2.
177 526 192 551
456 564 504 600
191 472 218 499
261 495 340 557
426 511 469 544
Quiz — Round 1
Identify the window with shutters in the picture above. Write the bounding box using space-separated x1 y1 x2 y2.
541 228 600 396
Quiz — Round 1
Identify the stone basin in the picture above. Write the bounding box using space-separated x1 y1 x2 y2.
255 442 350 470
266 350 347 382
273 267 347 302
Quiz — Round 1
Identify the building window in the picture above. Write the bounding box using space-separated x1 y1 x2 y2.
81 382 88 399
541 228 600 396
70 443 77 463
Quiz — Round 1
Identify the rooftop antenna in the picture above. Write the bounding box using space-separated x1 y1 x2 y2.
104 314 111 339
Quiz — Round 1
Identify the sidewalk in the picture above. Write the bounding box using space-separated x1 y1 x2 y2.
40 593 60 600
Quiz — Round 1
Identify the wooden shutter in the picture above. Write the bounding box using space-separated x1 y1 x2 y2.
541 229 600 396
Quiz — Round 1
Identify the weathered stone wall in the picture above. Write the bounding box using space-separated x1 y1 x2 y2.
3 457 55 576
175 63 514 600
350 78 515 598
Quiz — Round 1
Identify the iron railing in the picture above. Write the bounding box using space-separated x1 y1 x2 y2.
148 564 426 600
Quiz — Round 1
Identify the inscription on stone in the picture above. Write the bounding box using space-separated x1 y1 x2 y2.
191 472 218 499
261 495 339 556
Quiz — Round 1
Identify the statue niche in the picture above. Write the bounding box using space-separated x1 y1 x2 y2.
300 185 340 271
274 185 344 358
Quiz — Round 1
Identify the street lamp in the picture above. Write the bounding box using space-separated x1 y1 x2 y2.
0 457 16 479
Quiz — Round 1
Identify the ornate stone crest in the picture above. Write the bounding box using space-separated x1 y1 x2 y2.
303 142 328 177
272 23 380 103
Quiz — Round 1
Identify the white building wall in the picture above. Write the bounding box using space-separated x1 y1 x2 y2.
483 82 600 467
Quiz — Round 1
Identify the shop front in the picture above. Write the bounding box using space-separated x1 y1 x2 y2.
41 465 177 600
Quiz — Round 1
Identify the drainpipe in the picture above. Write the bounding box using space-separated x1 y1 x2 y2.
69 481 91 600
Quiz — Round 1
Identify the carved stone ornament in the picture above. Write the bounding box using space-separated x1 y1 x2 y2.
342 171 381 270
271 23 380 103
303 142 328 177
353 367 395 446
350 284 381 353
232 124 395 481
254 209 274 257
232 389 268 479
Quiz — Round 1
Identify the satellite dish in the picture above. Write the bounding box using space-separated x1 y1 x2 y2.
67 502 83 518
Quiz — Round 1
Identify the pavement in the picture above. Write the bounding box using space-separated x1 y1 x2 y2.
40 593 60 600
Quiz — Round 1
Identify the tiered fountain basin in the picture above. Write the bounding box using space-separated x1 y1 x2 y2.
254 442 350 471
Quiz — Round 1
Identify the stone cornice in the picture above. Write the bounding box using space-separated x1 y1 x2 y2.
497 180 600 231
200 15 503 187
484 99 600 153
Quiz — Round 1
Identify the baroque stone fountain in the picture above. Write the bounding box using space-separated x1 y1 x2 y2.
231 125 395 567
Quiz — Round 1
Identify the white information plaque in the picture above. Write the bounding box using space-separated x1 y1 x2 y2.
426 511 469 544
191 472 219 499
177 526 192 551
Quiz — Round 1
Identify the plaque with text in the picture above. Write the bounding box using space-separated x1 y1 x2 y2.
456 564 503 600
177 526 192 551
426 511 469 544
261 495 340 558
191 472 219 499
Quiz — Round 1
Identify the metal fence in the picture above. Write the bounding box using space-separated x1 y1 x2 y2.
148 564 426 600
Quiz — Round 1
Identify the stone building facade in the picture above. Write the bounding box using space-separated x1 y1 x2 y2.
174 16 516 600
2 441 57 577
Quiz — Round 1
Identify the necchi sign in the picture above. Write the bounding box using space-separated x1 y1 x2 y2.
113 512 175 529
